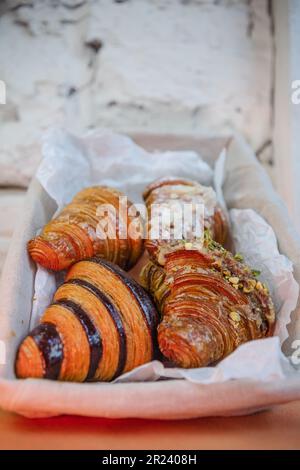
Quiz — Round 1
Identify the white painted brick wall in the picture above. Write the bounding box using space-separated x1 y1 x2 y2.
0 0 273 187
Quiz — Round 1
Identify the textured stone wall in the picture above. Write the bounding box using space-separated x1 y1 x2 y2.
0 0 273 187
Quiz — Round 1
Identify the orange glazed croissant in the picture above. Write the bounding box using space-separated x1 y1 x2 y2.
28 186 143 271
143 177 227 266
15 258 159 382
141 235 275 368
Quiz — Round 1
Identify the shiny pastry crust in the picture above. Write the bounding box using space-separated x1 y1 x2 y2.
15 258 159 382
140 235 275 368
143 177 227 265
28 186 143 271
15 336 45 379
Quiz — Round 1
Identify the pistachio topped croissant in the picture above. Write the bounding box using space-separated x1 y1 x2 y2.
141 233 275 368
143 177 227 266
28 186 143 271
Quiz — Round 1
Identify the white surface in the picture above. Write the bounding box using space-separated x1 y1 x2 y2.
0 0 273 187
0 189 25 273
273 0 300 233
1 374 300 419
230 208 299 343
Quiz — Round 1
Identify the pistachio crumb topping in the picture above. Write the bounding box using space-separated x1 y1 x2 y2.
203 229 271 297
234 253 244 262
229 311 241 322
252 269 261 277
184 242 193 250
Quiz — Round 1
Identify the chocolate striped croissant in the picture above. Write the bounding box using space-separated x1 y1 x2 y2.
141 235 275 368
28 186 143 271
143 177 227 266
15 258 159 382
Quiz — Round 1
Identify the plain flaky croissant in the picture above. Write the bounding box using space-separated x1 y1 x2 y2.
15 258 159 382
28 186 143 271
141 234 275 368
143 177 228 266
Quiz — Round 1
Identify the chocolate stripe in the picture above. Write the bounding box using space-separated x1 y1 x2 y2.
87 258 159 347
30 322 63 380
53 299 102 381
64 278 127 379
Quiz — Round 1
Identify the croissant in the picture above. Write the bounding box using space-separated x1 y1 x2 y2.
141 234 275 368
143 177 227 265
28 186 143 271
15 258 159 382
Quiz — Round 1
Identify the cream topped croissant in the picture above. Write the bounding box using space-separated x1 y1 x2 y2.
143 177 227 266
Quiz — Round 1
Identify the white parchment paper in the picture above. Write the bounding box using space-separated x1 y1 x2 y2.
31 128 298 384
